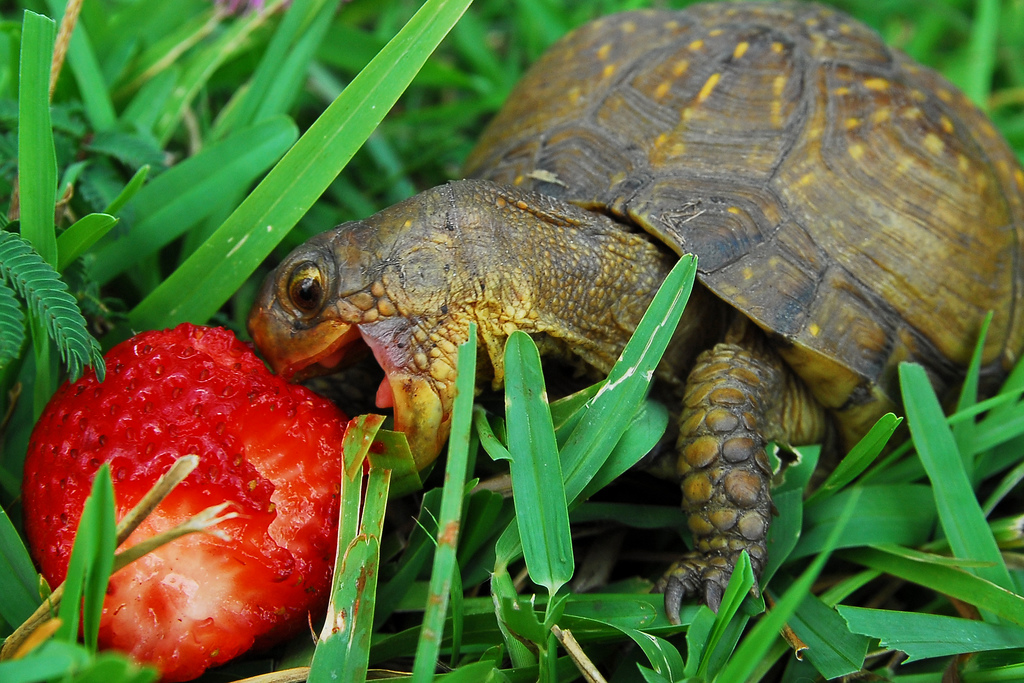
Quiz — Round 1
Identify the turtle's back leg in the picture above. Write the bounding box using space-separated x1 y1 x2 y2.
659 332 826 620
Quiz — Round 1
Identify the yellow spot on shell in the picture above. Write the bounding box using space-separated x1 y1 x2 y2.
597 43 612 60
733 41 749 59
958 154 971 173
513 175 524 186
864 78 889 91
940 115 955 134
568 86 581 104
797 172 815 187
848 143 865 160
977 173 990 192
689 39 704 51
655 81 672 99
981 121 997 138
654 132 668 147
602 63 617 78
896 156 914 174
665 20 679 30
742 267 754 280
902 107 922 121
911 89 927 102
403 219 413 228
697 73 721 103
622 21 636 33
709 29 723 37
845 117 860 130
937 88 953 103
1016 169 1024 190
834 86 850 96
871 107 891 123
923 133 945 156
771 41 784 53
728 206 741 215
672 59 690 76
839 23 852 34
809 323 821 336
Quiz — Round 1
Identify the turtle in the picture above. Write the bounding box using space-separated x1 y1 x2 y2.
247 1 1024 620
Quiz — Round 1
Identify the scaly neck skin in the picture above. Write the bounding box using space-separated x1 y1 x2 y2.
438 180 678 383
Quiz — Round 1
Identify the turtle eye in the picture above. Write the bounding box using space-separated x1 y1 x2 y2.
287 261 325 313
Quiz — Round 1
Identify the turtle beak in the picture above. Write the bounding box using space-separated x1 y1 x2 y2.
248 302 366 382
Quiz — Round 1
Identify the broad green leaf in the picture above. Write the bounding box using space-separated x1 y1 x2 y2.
501 330 573 595
57 213 117 271
578 398 668 500
129 0 476 330
900 362 1012 593
412 327 477 682
839 607 1024 662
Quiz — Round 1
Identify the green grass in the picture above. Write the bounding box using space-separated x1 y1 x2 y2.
1 0 1024 681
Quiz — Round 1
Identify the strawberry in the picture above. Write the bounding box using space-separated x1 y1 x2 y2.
22 323 348 682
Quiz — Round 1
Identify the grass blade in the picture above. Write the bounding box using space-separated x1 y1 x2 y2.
900 362 1012 593
804 413 901 506
839 607 1024 662
128 0 475 330
0 503 40 629
501 330 573 595
845 545 1024 626
18 10 58 266
44 0 116 130
92 117 297 285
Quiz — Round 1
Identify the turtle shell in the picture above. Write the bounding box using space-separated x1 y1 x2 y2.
465 1 1024 445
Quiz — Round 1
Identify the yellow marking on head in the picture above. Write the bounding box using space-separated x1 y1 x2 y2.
742 267 754 280
848 143 865 160
937 89 953 103
622 21 636 33
844 117 860 130
602 63 617 79
923 133 945 156
673 59 690 76
403 219 413 228
864 78 889 91
697 73 721 103
709 29 723 37
733 41 749 59
871 107 891 124
809 323 821 337
689 39 704 51
597 43 612 60
727 206 742 215
655 80 672 100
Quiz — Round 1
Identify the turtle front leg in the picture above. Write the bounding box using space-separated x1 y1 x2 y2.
658 336 824 621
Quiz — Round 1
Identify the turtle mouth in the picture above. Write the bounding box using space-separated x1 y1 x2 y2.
268 323 448 470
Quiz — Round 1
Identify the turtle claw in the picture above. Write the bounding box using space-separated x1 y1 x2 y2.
656 555 731 623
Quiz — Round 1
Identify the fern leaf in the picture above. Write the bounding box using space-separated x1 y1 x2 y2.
0 231 105 381
0 279 26 370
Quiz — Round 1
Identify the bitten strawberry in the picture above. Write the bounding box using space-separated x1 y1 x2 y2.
22 323 348 682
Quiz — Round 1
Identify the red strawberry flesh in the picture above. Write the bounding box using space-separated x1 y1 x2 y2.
22 323 348 682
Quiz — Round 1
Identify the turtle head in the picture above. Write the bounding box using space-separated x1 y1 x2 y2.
248 184 474 470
